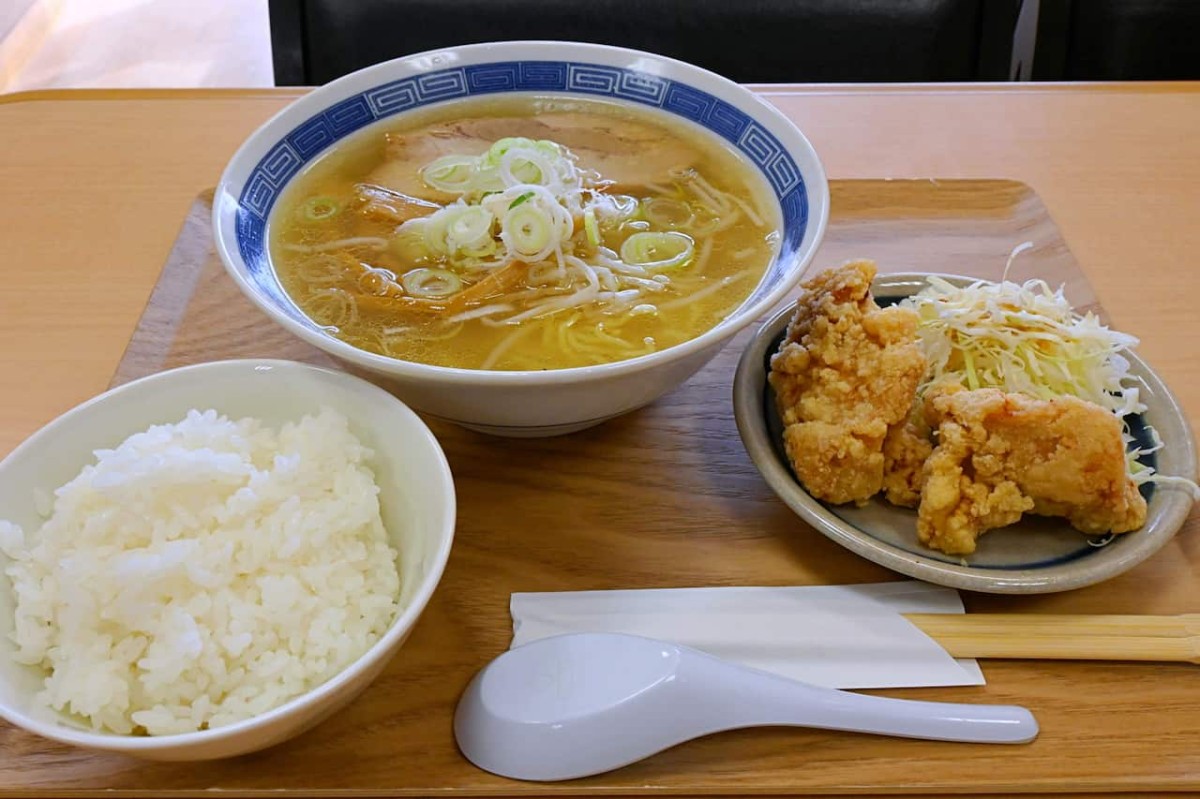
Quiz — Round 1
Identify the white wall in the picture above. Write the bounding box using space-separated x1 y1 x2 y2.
3 0 273 92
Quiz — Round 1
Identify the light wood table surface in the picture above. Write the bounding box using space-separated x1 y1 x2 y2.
0 84 1197 797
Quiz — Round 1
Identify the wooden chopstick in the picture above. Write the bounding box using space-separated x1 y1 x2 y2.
905 613 1200 639
902 613 1200 664
920 633 1199 664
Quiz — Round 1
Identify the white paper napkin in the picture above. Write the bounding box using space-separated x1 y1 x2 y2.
510 581 984 689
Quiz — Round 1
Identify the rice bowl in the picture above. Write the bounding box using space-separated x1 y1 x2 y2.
0 360 455 760
1 408 401 736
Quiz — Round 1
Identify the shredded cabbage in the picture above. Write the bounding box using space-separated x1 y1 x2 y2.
902 276 1199 497
904 276 1139 413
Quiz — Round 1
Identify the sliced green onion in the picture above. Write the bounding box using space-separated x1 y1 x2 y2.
508 191 535 210
391 218 432 261
445 206 494 251
499 147 558 188
421 155 477 193
503 204 555 257
424 204 495 256
486 137 561 166
401 267 462 298
418 137 578 202
583 207 600 247
532 139 564 158
302 196 341 221
460 239 500 259
422 213 450 256
471 165 505 194
486 137 529 165
507 154 546 185
619 231 695 271
644 198 694 229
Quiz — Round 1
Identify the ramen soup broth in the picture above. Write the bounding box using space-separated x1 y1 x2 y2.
269 96 780 370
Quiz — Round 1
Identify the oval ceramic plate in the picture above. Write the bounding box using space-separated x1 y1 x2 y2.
733 272 1197 594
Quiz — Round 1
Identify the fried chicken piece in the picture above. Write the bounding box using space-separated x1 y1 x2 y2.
882 380 964 507
917 387 1148 555
768 260 927 505
882 419 933 507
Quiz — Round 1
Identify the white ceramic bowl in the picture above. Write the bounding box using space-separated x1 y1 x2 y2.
734 273 1198 594
0 360 456 759
213 40 829 436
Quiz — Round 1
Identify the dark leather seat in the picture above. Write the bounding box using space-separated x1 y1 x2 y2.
270 0 1023 85
1067 0 1200 79
1033 0 1200 79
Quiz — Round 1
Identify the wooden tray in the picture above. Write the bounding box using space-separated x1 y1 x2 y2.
3 180 1197 796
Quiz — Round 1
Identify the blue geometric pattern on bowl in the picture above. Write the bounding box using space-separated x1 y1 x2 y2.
234 60 810 317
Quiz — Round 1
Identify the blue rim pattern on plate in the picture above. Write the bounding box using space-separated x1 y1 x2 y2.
233 60 810 319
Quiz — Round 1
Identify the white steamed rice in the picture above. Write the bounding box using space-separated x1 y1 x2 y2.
0 407 401 736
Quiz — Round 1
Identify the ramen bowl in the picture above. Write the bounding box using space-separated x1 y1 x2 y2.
214 40 828 436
